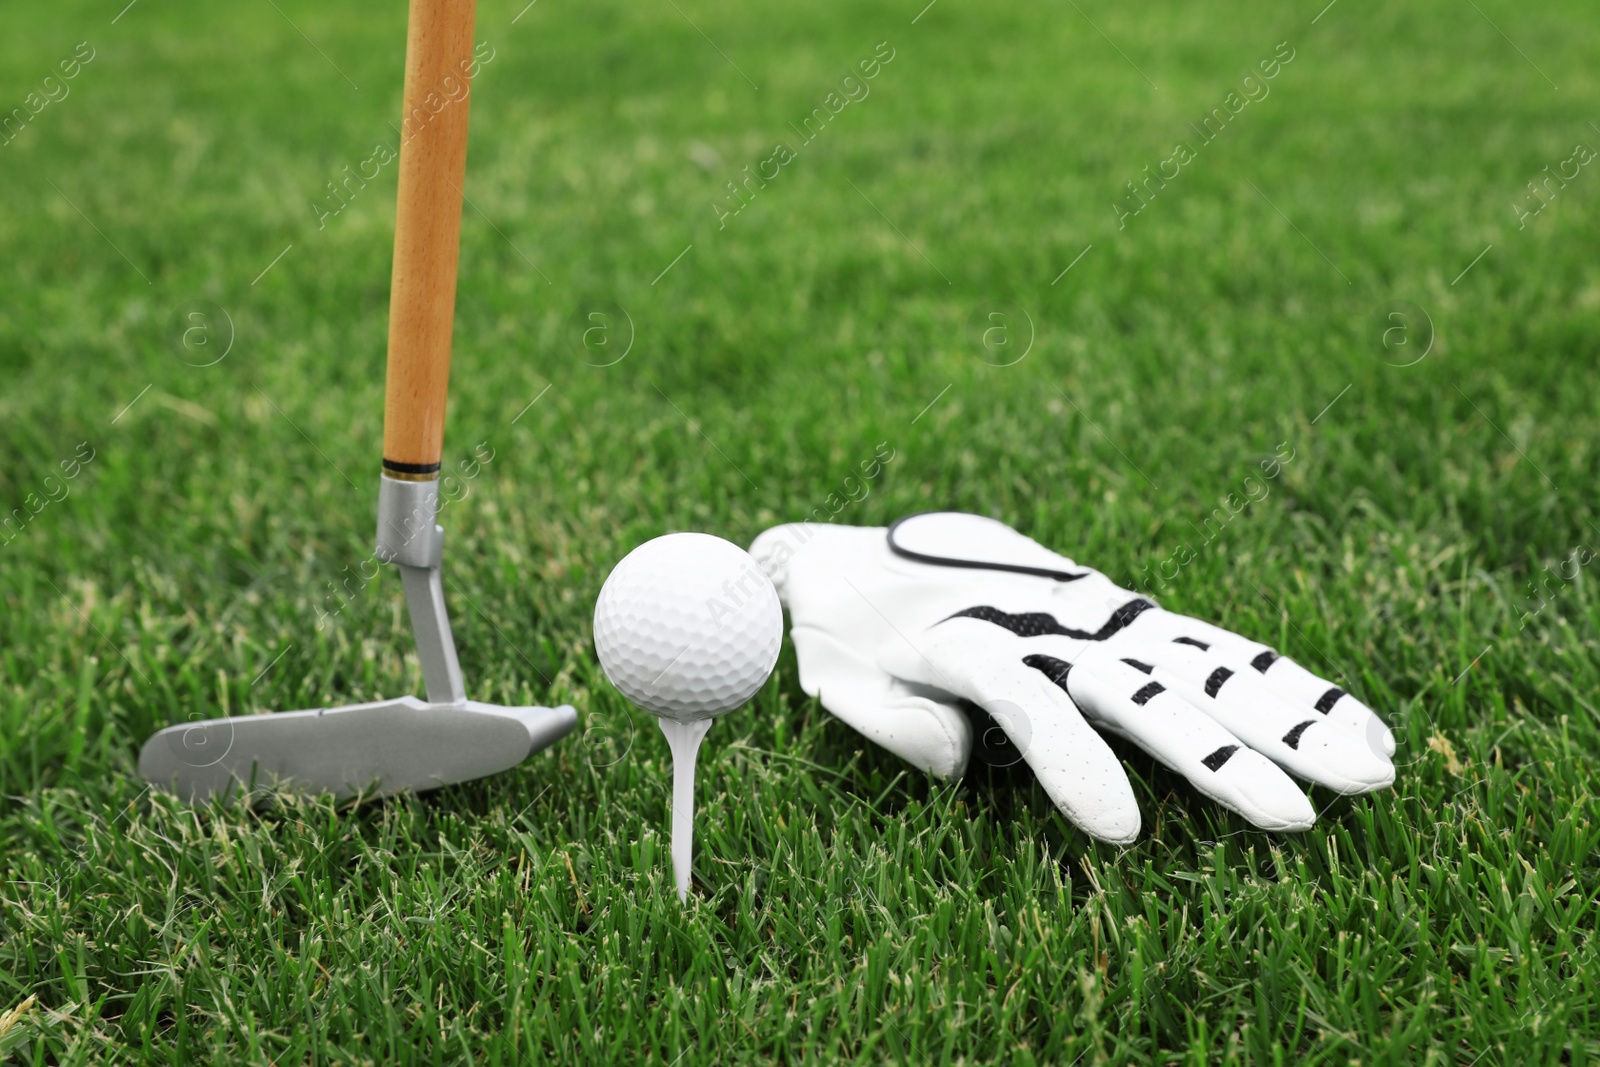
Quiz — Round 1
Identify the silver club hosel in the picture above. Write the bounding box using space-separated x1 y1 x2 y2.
377 473 466 707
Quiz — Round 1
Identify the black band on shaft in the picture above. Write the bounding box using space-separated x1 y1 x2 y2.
383 458 442 475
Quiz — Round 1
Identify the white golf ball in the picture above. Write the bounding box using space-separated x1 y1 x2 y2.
593 532 783 721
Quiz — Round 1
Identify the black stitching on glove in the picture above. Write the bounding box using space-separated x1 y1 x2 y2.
886 514 1092 582
1282 720 1316 749
1314 687 1345 714
1121 658 1154 674
1173 636 1210 650
944 598 1156 641
1201 745 1239 771
1251 650 1279 673
1022 654 1075 689
1130 682 1165 705
1204 666 1234 698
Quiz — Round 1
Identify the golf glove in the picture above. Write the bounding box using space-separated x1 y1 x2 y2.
749 512 1395 843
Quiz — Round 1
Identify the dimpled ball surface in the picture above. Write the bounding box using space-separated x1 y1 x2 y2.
594 533 783 721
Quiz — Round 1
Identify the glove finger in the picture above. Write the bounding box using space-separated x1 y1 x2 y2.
1121 639 1394 795
791 625 972 778
880 621 1140 844
1248 651 1393 759
1144 614 1395 759
1031 654 1315 832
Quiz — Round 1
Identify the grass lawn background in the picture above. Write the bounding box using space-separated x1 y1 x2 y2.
2 0 1598 1061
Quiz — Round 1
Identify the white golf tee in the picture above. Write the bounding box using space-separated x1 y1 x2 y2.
658 717 714 903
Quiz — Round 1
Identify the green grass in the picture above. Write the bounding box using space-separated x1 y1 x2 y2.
2 0 1599 1061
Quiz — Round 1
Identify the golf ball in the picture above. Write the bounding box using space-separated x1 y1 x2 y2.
594 532 783 720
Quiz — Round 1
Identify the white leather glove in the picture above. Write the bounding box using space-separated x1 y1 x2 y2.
750 513 1395 843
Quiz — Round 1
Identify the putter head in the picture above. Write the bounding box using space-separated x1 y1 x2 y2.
138 477 578 801
138 697 576 802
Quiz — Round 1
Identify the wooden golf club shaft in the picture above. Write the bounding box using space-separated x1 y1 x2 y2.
382 0 478 479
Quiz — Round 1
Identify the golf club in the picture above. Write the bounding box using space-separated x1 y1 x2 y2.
138 0 576 801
